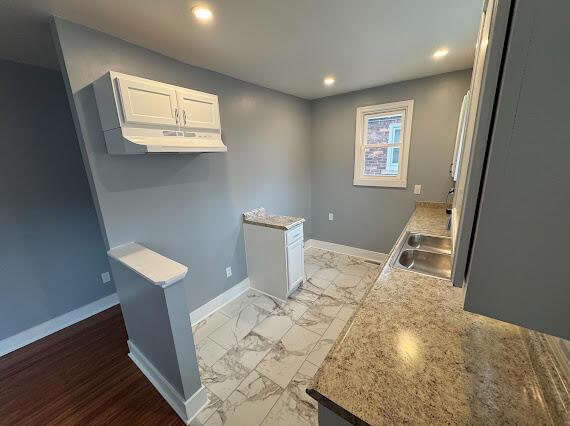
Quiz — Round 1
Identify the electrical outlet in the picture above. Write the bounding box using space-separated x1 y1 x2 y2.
414 184 422 195
101 272 111 284
328 213 334 221
226 267 232 278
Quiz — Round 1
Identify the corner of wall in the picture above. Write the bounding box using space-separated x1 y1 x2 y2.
50 17 110 250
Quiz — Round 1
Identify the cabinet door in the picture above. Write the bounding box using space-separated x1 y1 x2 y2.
286 239 304 292
116 77 179 127
176 89 220 130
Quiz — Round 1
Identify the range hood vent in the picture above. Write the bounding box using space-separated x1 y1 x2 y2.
103 127 227 154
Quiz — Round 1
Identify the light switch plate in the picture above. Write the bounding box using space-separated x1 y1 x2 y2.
101 272 111 284
328 213 334 221
414 184 422 195
226 267 232 278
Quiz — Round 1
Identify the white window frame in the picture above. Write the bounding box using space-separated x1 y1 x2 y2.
353 100 414 188
385 123 401 175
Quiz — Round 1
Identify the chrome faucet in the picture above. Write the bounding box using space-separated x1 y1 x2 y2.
446 188 454 230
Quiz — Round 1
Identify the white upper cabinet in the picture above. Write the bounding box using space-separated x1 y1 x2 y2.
176 89 220 130
93 71 226 154
116 77 179 127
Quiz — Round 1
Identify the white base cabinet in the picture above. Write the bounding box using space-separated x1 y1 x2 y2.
243 223 304 301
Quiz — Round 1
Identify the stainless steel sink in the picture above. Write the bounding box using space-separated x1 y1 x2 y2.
391 231 452 279
396 249 451 279
406 233 452 254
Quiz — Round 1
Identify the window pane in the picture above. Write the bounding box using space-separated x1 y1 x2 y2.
366 114 402 144
363 147 400 176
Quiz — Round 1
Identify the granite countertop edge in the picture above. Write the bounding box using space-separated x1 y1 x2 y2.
242 216 305 230
305 207 423 425
242 207 305 230
306 205 554 425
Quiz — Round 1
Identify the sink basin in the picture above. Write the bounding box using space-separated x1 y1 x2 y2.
390 232 452 280
396 249 451 279
406 233 452 254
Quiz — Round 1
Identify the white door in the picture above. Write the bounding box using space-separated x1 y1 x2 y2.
176 89 220 130
286 239 304 292
116 77 179 127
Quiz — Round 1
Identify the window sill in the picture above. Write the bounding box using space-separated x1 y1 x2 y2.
353 178 407 188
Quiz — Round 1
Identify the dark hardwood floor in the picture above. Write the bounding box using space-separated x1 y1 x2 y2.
0 306 182 425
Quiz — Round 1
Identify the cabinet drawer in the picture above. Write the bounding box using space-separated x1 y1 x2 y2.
286 224 303 245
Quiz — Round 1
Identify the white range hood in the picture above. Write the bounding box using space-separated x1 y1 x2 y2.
104 127 227 154
93 71 227 154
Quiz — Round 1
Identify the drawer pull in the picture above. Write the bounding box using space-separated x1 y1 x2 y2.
287 226 303 245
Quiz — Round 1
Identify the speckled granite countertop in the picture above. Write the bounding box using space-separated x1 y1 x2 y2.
243 207 305 230
307 204 555 425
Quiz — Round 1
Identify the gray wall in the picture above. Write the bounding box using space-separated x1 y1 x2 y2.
0 59 112 340
310 70 472 253
464 0 569 340
51 18 312 313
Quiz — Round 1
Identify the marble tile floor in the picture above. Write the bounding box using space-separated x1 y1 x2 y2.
191 248 383 426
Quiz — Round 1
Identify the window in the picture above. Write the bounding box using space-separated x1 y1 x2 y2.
353 100 414 187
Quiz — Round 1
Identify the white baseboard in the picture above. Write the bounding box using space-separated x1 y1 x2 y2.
305 239 388 264
128 340 208 424
0 293 119 357
189 277 250 325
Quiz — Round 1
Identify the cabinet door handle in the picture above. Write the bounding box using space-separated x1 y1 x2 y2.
175 108 179 124
182 110 187 126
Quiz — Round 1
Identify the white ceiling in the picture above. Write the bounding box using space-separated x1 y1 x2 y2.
0 0 482 99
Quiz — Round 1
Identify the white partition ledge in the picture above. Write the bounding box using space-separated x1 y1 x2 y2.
108 243 188 288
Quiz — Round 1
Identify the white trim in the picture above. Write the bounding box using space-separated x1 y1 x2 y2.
127 340 208 424
0 293 119 357
189 277 250 325
304 239 388 264
353 99 414 188
451 91 470 182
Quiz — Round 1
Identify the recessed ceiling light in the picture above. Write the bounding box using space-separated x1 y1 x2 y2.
324 76 335 86
432 48 449 59
192 6 213 21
